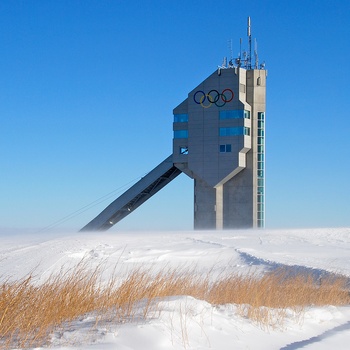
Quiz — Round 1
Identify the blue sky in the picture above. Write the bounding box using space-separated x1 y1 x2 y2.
1 0 350 232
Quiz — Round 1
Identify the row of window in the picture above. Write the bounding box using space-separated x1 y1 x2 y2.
257 112 265 228
178 144 235 154
219 126 250 136
219 110 250 120
173 110 251 123
174 127 251 139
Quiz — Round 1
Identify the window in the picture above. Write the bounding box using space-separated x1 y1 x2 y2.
219 127 250 136
180 147 188 154
174 114 188 123
258 146 264 153
257 187 264 194
258 120 264 128
257 170 264 178
219 144 232 153
174 130 188 138
258 203 264 212
219 110 250 120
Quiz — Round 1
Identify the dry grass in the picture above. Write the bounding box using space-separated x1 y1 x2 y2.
0 262 349 348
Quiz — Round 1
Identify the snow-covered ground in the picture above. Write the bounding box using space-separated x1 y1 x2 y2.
1 227 350 349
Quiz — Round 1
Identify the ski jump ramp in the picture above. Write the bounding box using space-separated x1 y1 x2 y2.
80 155 182 231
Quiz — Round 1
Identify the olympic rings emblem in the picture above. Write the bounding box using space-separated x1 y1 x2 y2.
193 89 234 108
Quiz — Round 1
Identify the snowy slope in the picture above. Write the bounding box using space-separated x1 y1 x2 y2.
1 228 350 349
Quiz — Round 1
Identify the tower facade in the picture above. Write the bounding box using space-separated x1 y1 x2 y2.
172 66 266 229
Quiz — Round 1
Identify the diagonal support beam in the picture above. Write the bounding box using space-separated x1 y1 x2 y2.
80 155 182 231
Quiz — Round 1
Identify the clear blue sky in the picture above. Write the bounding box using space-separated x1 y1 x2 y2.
1 0 349 232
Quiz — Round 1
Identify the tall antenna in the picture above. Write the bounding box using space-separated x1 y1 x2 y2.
228 39 233 66
240 38 242 61
254 38 259 69
247 16 252 69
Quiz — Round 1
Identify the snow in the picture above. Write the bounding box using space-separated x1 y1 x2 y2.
1 227 350 349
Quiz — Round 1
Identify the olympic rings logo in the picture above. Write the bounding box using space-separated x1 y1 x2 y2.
193 89 234 108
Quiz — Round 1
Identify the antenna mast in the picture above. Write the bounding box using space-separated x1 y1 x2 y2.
254 38 259 69
228 39 233 67
247 16 252 69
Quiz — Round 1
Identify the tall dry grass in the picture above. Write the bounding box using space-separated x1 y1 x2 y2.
0 262 349 348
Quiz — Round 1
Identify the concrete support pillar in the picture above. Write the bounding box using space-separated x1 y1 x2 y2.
215 185 223 229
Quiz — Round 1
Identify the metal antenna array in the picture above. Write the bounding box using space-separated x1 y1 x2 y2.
220 17 265 71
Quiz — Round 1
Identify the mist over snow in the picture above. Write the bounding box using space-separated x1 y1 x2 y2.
1 227 350 349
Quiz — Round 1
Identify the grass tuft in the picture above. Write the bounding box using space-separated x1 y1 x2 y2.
0 263 349 348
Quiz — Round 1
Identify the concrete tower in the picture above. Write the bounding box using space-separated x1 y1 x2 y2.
173 66 266 229
81 18 266 231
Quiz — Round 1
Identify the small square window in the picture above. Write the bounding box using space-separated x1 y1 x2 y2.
180 147 188 155
219 144 232 153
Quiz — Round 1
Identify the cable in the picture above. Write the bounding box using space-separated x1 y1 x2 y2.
35 173 148 233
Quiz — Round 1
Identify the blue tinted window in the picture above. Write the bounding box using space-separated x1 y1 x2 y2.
180 147 188 154
174 114 188 123
258 112 265 120
174 130 188 138
258 212 264 220
219 110 250 120
220 110 242 119
219 144 231 153
219 127 250 136
219 127 242 136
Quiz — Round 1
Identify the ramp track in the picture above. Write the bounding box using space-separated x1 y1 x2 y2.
80 155 181 231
